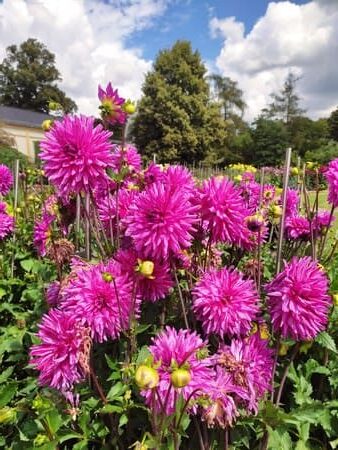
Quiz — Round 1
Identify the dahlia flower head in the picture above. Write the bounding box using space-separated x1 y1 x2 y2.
98 82 127 125
216 333 274 413
192 267 259 338
0 164 13 196
163 165 196 195
240 180 260 213
45 280 61 307
283 188 300 217
325 158 338 207
141 327 213 414
40 115 114 199
33 214 54 257
114 248 173 302
61 260 138 343
265 257 331 340
199 177 251 247
111 144 142 174
143 163 166 186
30 309 91 391
313 210 335 236
124 181 199 259
0 202 14 240
285 216 310 240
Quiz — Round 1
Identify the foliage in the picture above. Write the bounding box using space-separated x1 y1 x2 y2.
328 106 338 142
0 146 29 168
305 140 338 165
0 38 77 113
130 40 227 164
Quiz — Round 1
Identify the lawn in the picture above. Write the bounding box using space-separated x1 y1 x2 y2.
308 190 338 230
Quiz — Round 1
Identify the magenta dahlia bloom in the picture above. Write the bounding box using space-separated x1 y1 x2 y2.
325 158 338 207
313 210 335 236
193 267 259 338
111 144 142 173
216 333 274 412
285 216 310 240
143 163 166 186
30 309 90 391
40 115 114 198
45 281 61 307
240 180 260 213
0 164 13 196
265 257 331 340
164 165 195 194
0 210 14 240
33 214 54 256
141 327 213 414
284 188 300 217
98 82 127 125
115 249 173 302
61 261 136 342
124 182 198 259
199 177 250 246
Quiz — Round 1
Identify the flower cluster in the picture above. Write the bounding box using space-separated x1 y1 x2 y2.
0 164 13 196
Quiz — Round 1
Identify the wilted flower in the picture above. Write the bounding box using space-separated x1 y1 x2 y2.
192 267 259 338
141 327 212 414
0 164 13 196
98 82 127 125
265 257 331 340
40 115 114 198
46 238 75 266
125 182 198 259
30 309 91 391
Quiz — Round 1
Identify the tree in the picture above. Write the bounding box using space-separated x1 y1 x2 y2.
129 41 227 164
207 74 246 121
250 118 289 167
328 106 338 141
0 38 77 113
262 72 305 124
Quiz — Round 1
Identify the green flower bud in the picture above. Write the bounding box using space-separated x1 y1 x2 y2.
135 365 159 389
171 368 191 388
0 407 16 424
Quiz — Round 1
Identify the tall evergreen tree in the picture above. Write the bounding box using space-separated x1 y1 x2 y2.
130 41 227 164
262 72 305 124
0 38 77 113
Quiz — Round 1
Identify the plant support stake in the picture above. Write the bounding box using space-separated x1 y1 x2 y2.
11 159 20 277
276 147 292 274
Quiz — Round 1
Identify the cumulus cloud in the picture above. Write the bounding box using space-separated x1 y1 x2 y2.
210 0 338 121
0 0 168 114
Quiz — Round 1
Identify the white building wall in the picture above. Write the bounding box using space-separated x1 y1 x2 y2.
1 124 45 162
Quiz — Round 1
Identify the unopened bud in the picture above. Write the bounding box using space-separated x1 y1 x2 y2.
136 260 154 278
171 368 191 388
246 214 264 232
332 293 338 307
135 365 159 389
42 119 52 131
0 407 16 424
123 100 136 115
278 343 289 356
290 167 299 176
270 204 282 219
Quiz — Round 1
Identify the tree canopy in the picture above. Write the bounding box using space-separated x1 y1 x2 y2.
0 38 77 113
129 40 227 164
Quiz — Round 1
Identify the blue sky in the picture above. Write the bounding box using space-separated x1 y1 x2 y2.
1 0 337 120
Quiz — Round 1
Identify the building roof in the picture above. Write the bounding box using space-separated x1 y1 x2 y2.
0 105 56 129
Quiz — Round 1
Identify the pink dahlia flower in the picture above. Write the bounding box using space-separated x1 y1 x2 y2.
192 267 259 338
285 216 310 240
141 327 213 414
0 210 14 240
0 164 13 196
124 182 198 259
284 188 300 217
216 333 274 412
45 280 61 307
164 165 195 194
114 249 173 302
143 163 166 186
199 177 250 246
111 144 142 173
40 115 114 198
313 210 335 236
265 257 331 340
33 214 54 256
240 180 260 213
98 82 127 125
61 261 136 342
30 309 90 391
325 158 338 207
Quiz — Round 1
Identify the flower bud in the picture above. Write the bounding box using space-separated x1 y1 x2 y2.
270 204 282 219
135 365 159 389
42 119 52 131
171 368 191 388
332 293 338 306
233 175 242 182
102 272 113 283
34 434 49 447
306 161 314 170
123 100 136 115
278 343 289 356
290 167 299 176
246 214 264 232
0 407 16 424
136 260 155 278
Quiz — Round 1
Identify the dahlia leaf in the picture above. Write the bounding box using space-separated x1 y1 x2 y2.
0 382 17 408
315 331 337 353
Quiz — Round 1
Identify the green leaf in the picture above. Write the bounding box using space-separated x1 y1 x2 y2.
20 259 35 272
59 432 83 443
0 288 7 299
315 331 337 353
100 404 123 414
119 414 128 428
267 427 292 450
0 366 14 383
0 382 17 407
135 346 151 365
45 409 63 435
295 440 310 450
107 382 126 401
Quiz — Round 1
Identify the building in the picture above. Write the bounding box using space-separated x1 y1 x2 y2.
0 105 55 162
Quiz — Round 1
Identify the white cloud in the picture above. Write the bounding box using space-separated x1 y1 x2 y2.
210 0 338 121
0 0 168 114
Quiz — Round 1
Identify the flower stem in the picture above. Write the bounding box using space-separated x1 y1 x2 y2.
275 342 300 405
173 265 189 329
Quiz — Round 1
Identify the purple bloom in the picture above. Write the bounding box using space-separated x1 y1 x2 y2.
199 177 250 246
164 165 195 194
33 214 54 256
0 202 14 240
265 257 331 340
192 267 259 338
124 182 198 259
141 327 213 414
98 82 127 125
325 158 338 207
284 188 300 217
30 309 90 391
111 144 142 173
40 115 114 198
285 216 310 240
61 261 136 343
45 281 61 307
143 163 166 186
313 210 336 236
0 164 13 196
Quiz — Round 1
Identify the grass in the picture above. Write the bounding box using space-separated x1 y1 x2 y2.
308 190 337 231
